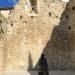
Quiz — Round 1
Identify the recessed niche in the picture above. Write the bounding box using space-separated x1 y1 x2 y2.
30 0 38 13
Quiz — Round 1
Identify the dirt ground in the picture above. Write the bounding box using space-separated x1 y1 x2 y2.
4 70 75 75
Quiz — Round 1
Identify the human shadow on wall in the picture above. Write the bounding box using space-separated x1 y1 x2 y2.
28 52 35 75
35 3 73 71
28 52 33 70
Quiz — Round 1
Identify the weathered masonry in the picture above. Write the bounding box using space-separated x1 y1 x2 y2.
0 0 75 74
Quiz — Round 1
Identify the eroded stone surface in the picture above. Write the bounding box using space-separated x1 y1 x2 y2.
0 0 75 75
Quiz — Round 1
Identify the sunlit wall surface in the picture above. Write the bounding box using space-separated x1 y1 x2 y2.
62 0 69 2
0 0 19 8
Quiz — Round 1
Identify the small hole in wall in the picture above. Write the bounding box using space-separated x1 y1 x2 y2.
56 16 58 18
20 15 23 20
48 5 49 7
31 16 33 19
0 20 2 24
49 12 51 17
65 15 69 18
0 27 4 33
72 6 75 11
11 23 13 26
25 21 27 23
68 26 71 30
23 21 27 23
44 0 46 2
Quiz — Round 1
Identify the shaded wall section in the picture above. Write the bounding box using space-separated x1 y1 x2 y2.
35 2 75 70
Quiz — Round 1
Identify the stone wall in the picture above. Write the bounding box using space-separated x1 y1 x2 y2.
68 0 75 70
0 0 75 74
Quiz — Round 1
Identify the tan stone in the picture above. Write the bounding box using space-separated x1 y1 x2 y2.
1 0 75 74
